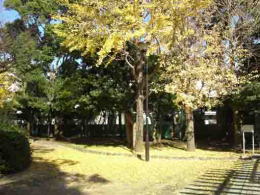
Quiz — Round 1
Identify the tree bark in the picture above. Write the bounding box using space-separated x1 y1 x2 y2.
156 114 162 143
84 119 88 138
126 44 146 152
27 110 33 136
54 116 61 138
134 51 145 152
185 107 196 151
119 113 123 138
27 120 31 135
47 114 51 137
232 108 241 148
125 112 134 148
135 91 144 152
80 118 85 138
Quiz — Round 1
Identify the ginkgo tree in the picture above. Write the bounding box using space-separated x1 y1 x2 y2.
0 73 14 107
163 9 240 151
53 0 212 152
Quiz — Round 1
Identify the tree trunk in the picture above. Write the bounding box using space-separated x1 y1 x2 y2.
185 107 196 151
125 112 134 148
27 110 33 136
54 117 61 138
27 121 31 135
232 108 241 148
84 119 88 138
135 91 144 152
80 118 84 138
119 113 123 138
47 114 51 137
127 44 146 152
134 54 145 152
156 114 162 143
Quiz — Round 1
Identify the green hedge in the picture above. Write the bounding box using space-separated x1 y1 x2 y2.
0 126 31 174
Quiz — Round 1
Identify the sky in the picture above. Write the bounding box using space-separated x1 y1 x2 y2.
0 0 20 25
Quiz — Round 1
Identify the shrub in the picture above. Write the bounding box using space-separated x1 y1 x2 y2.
0 122 26 133
0 125 31 174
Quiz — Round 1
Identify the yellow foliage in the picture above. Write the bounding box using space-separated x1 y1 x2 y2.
32 140 235 191
53 0 212 64
163 11 240 109
0 73 13 107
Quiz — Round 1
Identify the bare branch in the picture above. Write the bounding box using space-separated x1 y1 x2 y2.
124 53 135 70
154 36 162 54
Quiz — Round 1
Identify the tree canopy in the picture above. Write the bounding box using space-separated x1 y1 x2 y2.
0 0 259 152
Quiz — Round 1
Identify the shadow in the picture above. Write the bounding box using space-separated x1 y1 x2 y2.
196 139 239 153
88 174 110 183
180 158 260 195
250 159 259 183
31 142 57 154
149 139 239 153
41 158 80 166
137 154 143 161
151 140 186 150
0 156 110 195
58 137 133 152
58 137 243 155
63 137 125 147
32 148 56 154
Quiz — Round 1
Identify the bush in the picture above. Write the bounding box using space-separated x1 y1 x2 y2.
0 125 31 174
0 122 26 133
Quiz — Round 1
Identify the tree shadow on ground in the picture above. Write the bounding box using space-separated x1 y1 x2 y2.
139 138 239 154
0 147 110 195
149 139 238 153
32 147 56 154
66 137 125 147
196 139 239 153
58 137 132 153
180 157 260 195
88 174 110 183
151 139 186 150
57 136 243 155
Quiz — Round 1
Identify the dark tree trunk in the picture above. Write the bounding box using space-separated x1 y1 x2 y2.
232 108 241 148
126 43 146 151
185 107 196 151
80 118 84 138
27 110 33 136
50 116 55 137
119 113 123 138
54 117 62 138
125 112 134 148
27 121 31 135
47 114 51 137
84 119 88 138
156 113 162 143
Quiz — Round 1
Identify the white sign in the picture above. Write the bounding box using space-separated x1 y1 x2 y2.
205 111 217 116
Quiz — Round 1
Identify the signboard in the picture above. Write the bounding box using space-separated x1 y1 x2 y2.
205 111 217 116
241 125 254 133
204 110 217 125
